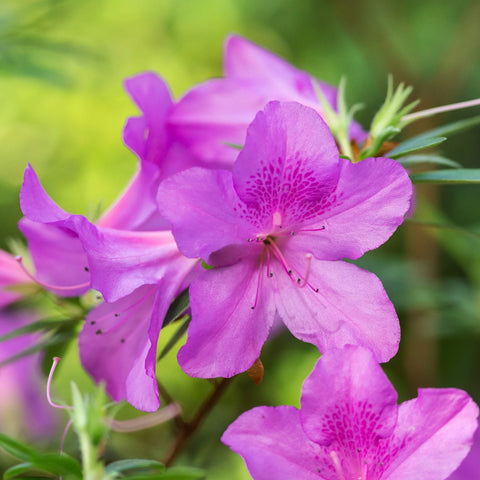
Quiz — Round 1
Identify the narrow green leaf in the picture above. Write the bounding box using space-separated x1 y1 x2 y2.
224 142 243 151
0 318 75 343
0 433 38 461
163 289 190 327
398 154 462 169
157 316 191 361
387 136 446 158
4 462 35 479
29 452 82 477
410 168 480 184
105 459 165 474
407 114 480 140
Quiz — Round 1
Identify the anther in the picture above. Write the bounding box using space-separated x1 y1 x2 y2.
96 329 102 335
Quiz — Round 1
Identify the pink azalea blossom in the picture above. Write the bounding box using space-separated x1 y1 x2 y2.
19 72 199 412
222 345 479 480
168 34 366 167
157 101 412 378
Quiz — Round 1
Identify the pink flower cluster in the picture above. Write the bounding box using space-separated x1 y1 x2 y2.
11 35 478 478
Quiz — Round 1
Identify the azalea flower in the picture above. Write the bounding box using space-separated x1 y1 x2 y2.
168 34 366 167
19 72 199 412
157 101 412 378
222 345 479 480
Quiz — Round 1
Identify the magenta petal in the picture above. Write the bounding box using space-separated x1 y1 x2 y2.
300 346 398 446
233 102 340 225
222 406 330 480
20 164 70 223
448 427 480 480
274 256 400 362
384 389 479 480
178 258 275 378
73 217 191 302
79 285 160 411
18 218 90 297
157 167 255 262
122 72 173 165
293 157 412 261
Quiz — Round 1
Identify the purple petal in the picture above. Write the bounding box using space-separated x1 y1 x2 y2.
383 389 479 480
222 406 332 480
79 285 160 411
274 254 400 362
18 218 90 297
178 257 275 378
168 78 269 167
20 164 70 223
73 217 196 302
233 101 340 228
122 72 173 165
448 427 480 480
290 157 412 261
300 346 398 447
157 167 255 262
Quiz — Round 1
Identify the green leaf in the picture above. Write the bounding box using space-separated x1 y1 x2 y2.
387 136 446 159
4 462 35 479
406 114 480 138
105 459 165 475
0 318 76 343
0 433 38 461
28 452 82 477
224 142 243 151
157 316 191 361
398 154 462 169
410 168 480 184
163 289 190 327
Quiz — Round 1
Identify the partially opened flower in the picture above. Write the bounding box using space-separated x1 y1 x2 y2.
158 101 412 378
168 34 366 167
222 345 479 480
0 249 33 308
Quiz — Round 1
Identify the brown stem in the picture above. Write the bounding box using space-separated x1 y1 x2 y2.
163 377 233 467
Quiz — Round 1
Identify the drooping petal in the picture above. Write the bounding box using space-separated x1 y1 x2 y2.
289 157 412 261
18 218 90 297
448 427 480 480
157 167 256 262
79 285 160 412
222 406 333 480
178 257 275 378
122 72 173 165
273 254 400 362
233 102 340 228
383 389 479 480
300 346 398 448
72 216 194 302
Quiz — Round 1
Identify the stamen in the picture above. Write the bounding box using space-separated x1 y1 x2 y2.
266 247 273 278
402 97 480 122
46 357 72 410
251 251 265 309
297 254 312 288
330 451 346 480
267 239 294 276
105 403 182 432
274 225 325 237
15 256 90 293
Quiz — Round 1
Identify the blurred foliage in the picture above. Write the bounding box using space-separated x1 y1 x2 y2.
0 0 480 479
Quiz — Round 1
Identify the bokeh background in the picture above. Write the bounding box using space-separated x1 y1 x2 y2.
1 0 480 477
